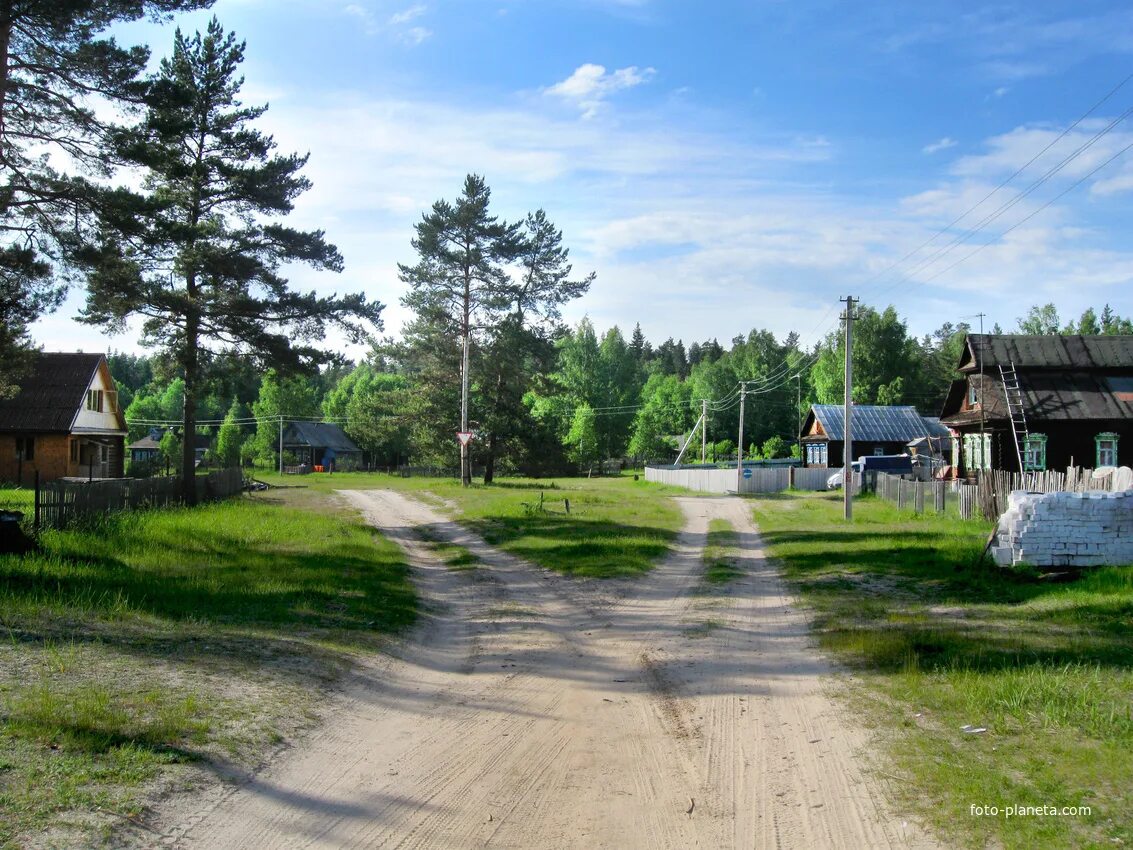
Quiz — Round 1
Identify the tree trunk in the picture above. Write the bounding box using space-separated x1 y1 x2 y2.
0 18 11 149
180 287 200 505
484 434 496 484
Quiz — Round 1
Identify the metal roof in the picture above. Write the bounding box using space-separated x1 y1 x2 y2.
809 405 941 442
283 421 361 453
961 334 1133 371
942 370 1133 426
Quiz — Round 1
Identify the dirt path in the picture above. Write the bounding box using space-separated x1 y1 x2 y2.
150 492 936 849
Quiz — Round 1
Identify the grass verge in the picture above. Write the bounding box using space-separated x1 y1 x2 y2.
752 490 1132 850
256 471 686 579
0 488 415 849
702 518 743 585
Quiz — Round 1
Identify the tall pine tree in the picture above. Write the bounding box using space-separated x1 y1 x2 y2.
0 0 212 396
79 19 381 500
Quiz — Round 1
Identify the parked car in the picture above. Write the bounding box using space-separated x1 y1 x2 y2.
827 461 863 489
828 454 914 489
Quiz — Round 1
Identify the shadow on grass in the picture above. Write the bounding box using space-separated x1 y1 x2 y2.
0 502 417 681
753 497 1133 676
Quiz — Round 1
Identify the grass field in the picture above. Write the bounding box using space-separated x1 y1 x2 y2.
752 491 1133 850
256 471 687 579
0 488 414 849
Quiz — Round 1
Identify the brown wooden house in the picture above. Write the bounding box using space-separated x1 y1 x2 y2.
939 334 1133 475
0 353 128 485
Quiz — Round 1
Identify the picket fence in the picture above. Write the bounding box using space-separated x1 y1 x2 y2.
873 466 1124 522
34 468 244 530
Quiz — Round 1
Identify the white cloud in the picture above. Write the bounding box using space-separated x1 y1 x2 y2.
344 3 431 44
923 137 957 155
545 63 656 118
389 4 426 25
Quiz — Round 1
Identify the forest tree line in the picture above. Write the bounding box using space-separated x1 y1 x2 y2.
109 299 1133 477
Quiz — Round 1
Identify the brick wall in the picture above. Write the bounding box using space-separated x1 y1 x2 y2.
992 479 1133 568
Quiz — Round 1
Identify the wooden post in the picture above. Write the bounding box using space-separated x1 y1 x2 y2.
33 470 40 532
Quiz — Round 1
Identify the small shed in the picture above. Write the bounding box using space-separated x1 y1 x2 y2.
282 422 361 470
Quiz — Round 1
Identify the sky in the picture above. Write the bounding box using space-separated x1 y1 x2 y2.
30 0 1133 360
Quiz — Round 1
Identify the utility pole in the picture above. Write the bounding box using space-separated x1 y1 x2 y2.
700 399 708 464
278 414 284 476
793 373 803 455
736 384 746 493
841 296 856 521
460 330 471 487
976 312 986 477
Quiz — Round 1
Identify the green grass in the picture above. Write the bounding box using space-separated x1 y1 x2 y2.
703 518 743 585
414 526 480 571
258 471 687 579
752 491 1133 849
0 486 33 515
0 489 415 849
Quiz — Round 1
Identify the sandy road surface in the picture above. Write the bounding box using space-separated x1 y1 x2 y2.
149 491 936 849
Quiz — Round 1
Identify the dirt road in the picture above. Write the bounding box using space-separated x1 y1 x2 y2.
153 491 935 849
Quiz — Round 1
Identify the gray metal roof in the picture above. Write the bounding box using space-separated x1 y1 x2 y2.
811 405 942 442
943 370 1133 425
283 421 361 453
961 334 1133 371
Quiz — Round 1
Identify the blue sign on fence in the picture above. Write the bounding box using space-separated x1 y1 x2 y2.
742 468 752 479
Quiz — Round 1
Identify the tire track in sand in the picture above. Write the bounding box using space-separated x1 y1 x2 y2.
143 489 936 849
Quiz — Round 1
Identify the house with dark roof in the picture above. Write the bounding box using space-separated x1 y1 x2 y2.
939 334 1133 475
800 404 950 468
282 422 361 470
0 353 128 484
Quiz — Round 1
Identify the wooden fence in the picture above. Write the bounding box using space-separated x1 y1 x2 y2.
874 466 1122 522
35 468 244 530
644 464 852 495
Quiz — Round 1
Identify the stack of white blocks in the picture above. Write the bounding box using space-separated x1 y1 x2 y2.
992 485 1133 568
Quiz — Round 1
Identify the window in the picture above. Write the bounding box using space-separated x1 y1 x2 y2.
873 447 885 456
15 436 34 461
964 433 991 471
968 381 979 406
86 389 103 412
70 439 79 463
1096 432 1119 468
1023 433 1047 471
805 443 828 465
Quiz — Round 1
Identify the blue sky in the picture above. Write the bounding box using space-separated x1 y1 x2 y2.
32 0 1133 358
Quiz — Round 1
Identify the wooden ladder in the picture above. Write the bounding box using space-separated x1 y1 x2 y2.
999 363 1029 471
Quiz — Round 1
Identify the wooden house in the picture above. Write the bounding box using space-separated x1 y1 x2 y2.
0 353 128 484
800 404 950 468
939 334 1133 474
282 422 361 470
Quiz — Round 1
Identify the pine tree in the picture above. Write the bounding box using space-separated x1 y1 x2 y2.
399 174 520 485
78 20 380 501
0 1 212 396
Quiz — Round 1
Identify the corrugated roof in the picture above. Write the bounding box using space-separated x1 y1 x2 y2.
0 353 105 433
283 421 361 453
943 370 1133 425
810 405 941 442
962 335 1133 371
